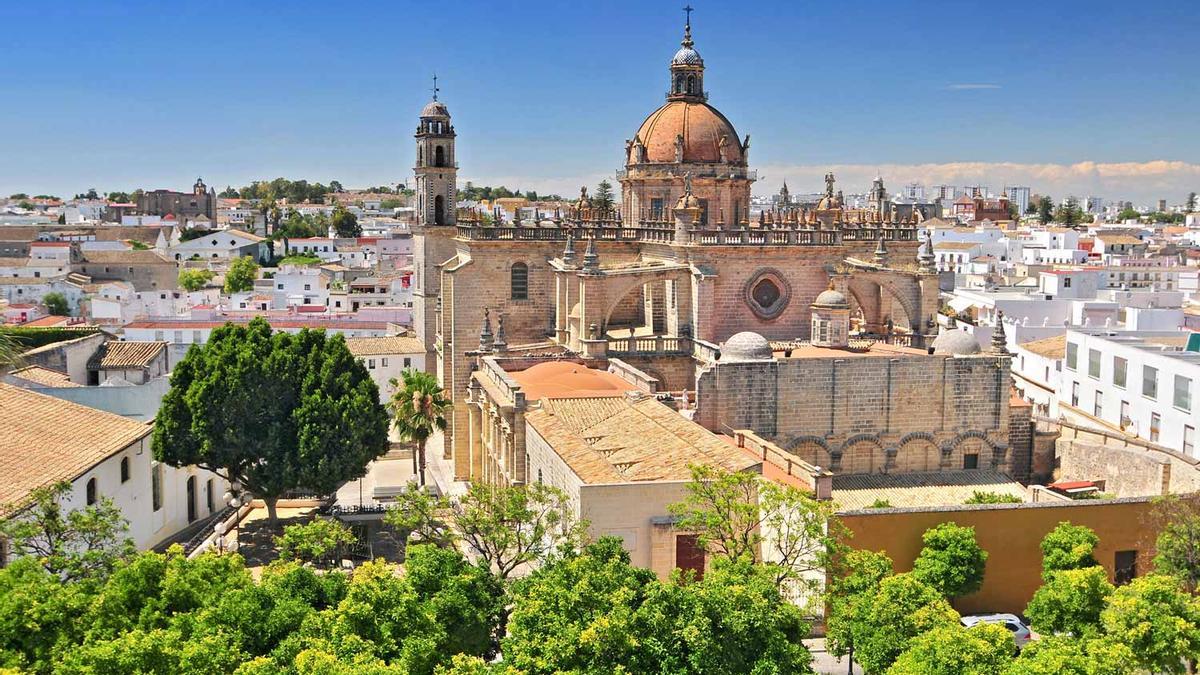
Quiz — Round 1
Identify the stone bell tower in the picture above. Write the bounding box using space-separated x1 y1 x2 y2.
412 76 459 374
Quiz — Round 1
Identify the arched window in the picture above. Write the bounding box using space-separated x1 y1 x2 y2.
687 75 695 94
510 263 528 300
433 195 445 225
120 457 130 483
418 146 422 164
434 145 445 167
675 75 684 93
86 477 97 505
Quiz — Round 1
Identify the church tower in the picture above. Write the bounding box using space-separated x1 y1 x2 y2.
412 78 459 375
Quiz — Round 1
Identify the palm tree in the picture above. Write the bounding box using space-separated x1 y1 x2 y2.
388 369 450 488
0 331 22 373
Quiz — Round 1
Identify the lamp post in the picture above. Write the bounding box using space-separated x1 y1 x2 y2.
218 480 246 553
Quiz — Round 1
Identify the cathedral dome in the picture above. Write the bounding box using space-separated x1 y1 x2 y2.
931 329 982 356
672 45 704 66
720 331 775 362
633 100 742 164
813 288 849 308
421 99 450 118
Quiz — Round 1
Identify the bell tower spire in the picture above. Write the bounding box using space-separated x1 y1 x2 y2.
668 6 705 102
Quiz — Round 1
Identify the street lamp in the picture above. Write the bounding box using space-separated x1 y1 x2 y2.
218 480 247 553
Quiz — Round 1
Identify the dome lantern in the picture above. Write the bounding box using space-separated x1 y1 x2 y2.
668 6 705 103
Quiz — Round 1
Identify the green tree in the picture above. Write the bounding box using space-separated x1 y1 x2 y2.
275 518 357 568
41 292 68 316
218 186 239 198
0 330 23 371
592 179 614 211
1025 566 1113 637
1100 574 1200 673
852 572 959 674
384 483 454 548
389 369 450 488
1054 197 1085 228
669 465 842 590
152 318 390 522
1037 195 1054 225
1154 494 1200 592
0 557 94 670
177 269 215 292
329 180 344 193
1005 636 1134 675
911 522 988 600
0 481 134 581
963 490 1022 504
454 481 585 581
331 204 361 238
8 193 28 199
887 623 1014 675
1117 206 1142 221
223 255 259 294
826 549 894 672
1040 521 1100 578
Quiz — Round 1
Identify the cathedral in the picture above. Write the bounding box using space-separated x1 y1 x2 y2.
410 14 1004 483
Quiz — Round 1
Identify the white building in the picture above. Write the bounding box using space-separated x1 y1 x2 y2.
270 264 328 308
1060 330 1200 455
167 229 268 262
344 335 426 402
0 383 229 563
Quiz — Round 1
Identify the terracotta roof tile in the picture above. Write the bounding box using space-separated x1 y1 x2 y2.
343 336 424 356
832 469 1026 511
87 341 167 369
7 366 80 387
0 383 149 515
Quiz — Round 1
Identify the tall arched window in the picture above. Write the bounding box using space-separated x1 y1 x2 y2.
435 145 445 167
433 195 445 225
511 263 528 300
120 457 130 483
687 75 695 94
86 477 97 505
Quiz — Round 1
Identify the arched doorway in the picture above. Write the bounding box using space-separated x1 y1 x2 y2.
186 476 196 523
434 195 445 225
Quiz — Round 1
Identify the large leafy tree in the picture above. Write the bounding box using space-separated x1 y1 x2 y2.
851 572 959 674
454 481 585 581
1025 566 1114 637
275 518 357 568
911 522 988 600
223 255 259 293
887 623 1014 675
177 269 215 292
668 464 843 591
389 369 449 487
152 318 390 522
1153 494 1200 592
1005 635 1135 675
1037 195 1054 225
41 292 68 316
825 549 894 672
1040 521 1100 578
331 204 361 238
0 481 134 581
1100 574 1200 674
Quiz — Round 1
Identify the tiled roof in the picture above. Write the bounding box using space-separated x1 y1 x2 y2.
0 257 28 266
832 469 1026 511
343 335 424 356
124 318 389 330
1019 334 1067 359
525 394 759 484
87 340 167 370
80 249 172 264
7 366 80 387
0 383 150 515
1099 235 1144 245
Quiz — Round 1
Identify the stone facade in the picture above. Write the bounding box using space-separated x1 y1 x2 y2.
136 178 215 221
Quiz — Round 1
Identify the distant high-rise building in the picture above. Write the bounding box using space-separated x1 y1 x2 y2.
904 182 924 200
963 184 988 199
1005 186 1030 215
1158 199 1168 212
931 185 956 201
1085 196 1104 215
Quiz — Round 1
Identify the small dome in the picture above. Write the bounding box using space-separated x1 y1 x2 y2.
420 100 449 118
672 46 704 66
813 288 849 308
931 329 982 356
720 331 775 362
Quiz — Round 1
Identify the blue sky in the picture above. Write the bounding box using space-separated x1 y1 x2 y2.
2 0 1197 205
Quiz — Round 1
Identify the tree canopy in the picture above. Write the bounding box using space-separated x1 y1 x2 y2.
888 623 1014 675
388 369 449 487
331 204 361 238
41 292 68 317
152 318 390 521
1040 521 1100 578
1100 574 1200 674
177 269 215 292
911 522 988 599
851 572 959 673
1025 565 1113 637
223 255 259 294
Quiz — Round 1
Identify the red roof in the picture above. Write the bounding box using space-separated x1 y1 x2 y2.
295 305 326 313
1049 480 1097 490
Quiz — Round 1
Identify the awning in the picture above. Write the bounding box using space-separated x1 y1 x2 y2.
948 297 975 313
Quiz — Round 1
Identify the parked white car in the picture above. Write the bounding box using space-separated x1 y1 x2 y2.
960 613 1033 650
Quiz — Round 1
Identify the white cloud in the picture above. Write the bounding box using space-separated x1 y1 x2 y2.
753 161 1200 205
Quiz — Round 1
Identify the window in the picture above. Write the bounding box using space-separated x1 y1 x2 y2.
1144 366 1158 399
1114 551 1137 586
1113 357 1127 389
368 359 375 369
1093 394 1103 419
86 477 97 505
651 197 664 216
1063 277 1072 288
510 263 528 300
151 464 163 511
381 358 388 367
1186 425 1196 456
1066 342 1078 370
1150 413 1161 442
963 453 979 470
1175 375 1192 411
1088 349 1101 379
206 478 214 513
1071 382 1080 407
120 457 130 483
403 357 411 368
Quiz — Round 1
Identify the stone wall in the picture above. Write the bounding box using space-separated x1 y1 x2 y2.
613 354 696 392
695 352 1011 475
1008 398 1033 482
1058 442 1171 497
